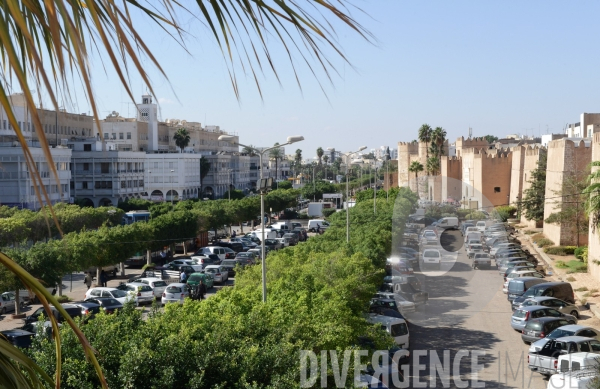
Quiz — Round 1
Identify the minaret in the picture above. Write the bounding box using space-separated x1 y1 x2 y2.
138 94 157 151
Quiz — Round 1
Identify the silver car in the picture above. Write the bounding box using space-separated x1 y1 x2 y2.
161 283 190 305
136 278 168 299
519 297 580 319
511 306 577 332
0 292 26 315
529 324 600 353
374 292 416 314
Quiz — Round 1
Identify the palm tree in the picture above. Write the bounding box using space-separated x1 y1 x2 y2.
173 128 191 153
323 155 329 164
426 156 440 176
269 143 284 181
0 1 371 385
418 124 432 173
584 161 600 233
408 161 424 192
295 149 302 166
431 126 447 158
316 147 324 165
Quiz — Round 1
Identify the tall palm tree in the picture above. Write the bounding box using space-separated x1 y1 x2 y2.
0 1 372 386
431 126 447 157
323 155 329 164
418 124 432 173
173 128 191 153
409 161 424 192
295 149 302 166
242 145 257 156
269 143 283 181
316 147 324 165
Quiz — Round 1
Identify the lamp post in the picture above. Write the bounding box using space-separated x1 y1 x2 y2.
340 147 367 242
219 134 304 303
170 169 175 210
228 169 233 201
373 165 378 215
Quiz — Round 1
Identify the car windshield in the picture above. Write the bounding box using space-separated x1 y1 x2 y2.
508 282 525 293
390 323 409 337
188 274 203 282
222 260 236 266
111 290 127 298
166 286 182 293
153 281 167 287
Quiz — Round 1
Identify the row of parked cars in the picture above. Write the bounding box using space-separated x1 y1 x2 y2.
468 221 600 387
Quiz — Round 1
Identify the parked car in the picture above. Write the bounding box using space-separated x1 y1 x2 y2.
502 270 544 293
499 260 536 276
421 249 441 269
195 246 229 261
161 283 191 304
203 265 229 284
136 278 168 298
0 329 34 348
307 219 329 232
512 282 576 309
381 275 429 306
190 254 222 268
511 306 577 332
83 297 123 314
264 238 282 250
0 291 26 315
466 244 484 258
521 317 574 344
71 301 102 318
370 298 406 318
24 304 83 325
221 259 247 277
236 252 257 263
490 243 521 256
373 292 416 314
84 287 132 305
519 297 580 318
530 324 600 353
116 282 154 305
504 266 539 281
367 314 409 349
386 257 414 275
283 233 299 246
166 259 203 272
215 241 245 253
472 253 492 269
528 336 600 376
276 237 290 248
186 272 214 289
547 365 598 389
231 237 257 249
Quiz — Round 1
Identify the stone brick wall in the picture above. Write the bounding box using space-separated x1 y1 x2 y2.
510 146 525 205
383 171 398 191
543 139 591 245
397 141 419 187
589 133 600 281
474 150 512 211
441 156 462 202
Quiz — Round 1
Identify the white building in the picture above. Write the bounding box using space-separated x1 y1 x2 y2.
146 152 201 201
0 142 72 209
201 153 259 198
565 113 600 138
69 139 147 207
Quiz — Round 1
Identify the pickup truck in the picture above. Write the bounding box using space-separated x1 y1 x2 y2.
472 253 492 269
528 336 600 376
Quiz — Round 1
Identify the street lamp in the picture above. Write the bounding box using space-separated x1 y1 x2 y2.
341 146 367 242
219 134 304 303
170 169 175 210
228 169 233 201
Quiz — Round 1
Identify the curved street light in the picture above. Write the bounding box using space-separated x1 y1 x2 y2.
219 134 304 303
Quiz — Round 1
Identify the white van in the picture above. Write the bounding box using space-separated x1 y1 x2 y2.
368 314 409 349
464 231 482 244
436 217 459 230
308 219 330 232
196 246 227 261
250 230 277 240
271 221 292 231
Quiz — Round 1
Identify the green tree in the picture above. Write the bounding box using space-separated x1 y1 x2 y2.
294 149 302 166
483 135 499 144
418 124 433 173
0 218 31 247
316 147 324 165
408 160 424 183
223 189 245 200
117 198 153 212
173 128 191 152
584 161 600 234
269 142 284 181
545 169 589 246
242 145 257 156
277 180 293 190
431 126 447 159
522 153 547 223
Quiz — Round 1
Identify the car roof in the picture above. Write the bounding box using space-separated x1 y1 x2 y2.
204 265 221 269
89 287 119 291
555 325 592 332
73 301 101 307
518 305 558 312
529 317 569 323
137 277 163 282
555 336 597 343
167 283 187 287
367 313 406 325
126 282 146 286
528 296 557 302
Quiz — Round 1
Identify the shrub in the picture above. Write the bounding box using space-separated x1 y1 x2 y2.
495 205 517 222
56 295 71 303
321 208 337 218
523 230 536 235
566 276 576 282
575 286 589 292
457 209 470 219
465 211 487 220
574 246 588 261
544 246 577 256
531 233 545 243
536 238 554 248
556 260 567 268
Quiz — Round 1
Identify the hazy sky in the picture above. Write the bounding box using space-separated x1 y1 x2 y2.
66 1 600 158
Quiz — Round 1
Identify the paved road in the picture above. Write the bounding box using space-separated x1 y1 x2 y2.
403 230 548 389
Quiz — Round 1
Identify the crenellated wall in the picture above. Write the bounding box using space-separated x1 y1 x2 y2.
397 141 420 188
544 139 591 246
473 150 513 210
441 156 462 202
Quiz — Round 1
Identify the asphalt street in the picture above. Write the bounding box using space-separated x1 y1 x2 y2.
403 230 548 389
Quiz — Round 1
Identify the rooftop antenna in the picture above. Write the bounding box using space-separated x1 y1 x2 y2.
468 127 472 138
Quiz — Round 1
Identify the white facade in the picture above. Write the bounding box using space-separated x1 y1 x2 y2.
0 143 71 209
69 139 147 207
146 153 201 201
202 153 259 198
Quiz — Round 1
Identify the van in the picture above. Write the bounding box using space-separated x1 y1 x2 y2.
271 221 292 231
368 314 410 349
436 217 459 230
518 282 575 304
476 221 487 232
250 230 277 240
464 231 482 244
308 219 330 232
558 353 600 373
507 277 547 302
196 246 227 261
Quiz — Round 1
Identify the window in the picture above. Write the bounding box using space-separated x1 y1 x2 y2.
2 120 5 129
70 181 74 190
83 144 92 151
119 133 124 140
82 182 88 189
83 163 90 171
494 187 501 193
101 163 109 174
143 98 148 104
139 179 144 187
141 112 148 117
104 133 109 139
121 181 126 188
127 132 131 139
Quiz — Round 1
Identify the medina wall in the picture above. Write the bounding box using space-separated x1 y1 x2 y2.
441 156 462 202
588 133 600 281
543 139 591 246
520 146 546 228
397 141 419 187
509 146 525 205
474 151 512 211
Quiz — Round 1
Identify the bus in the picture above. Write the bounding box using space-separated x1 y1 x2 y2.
121 210 151 225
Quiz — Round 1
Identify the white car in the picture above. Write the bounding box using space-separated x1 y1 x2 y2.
203 265 229 284
168 259 203 272
490 243 520 257
161 283 190 305
276 237 290 247
421 249 441 269
136 278 168 298
421 230 437 242
476 221 487 232
85 287 133 305
502 270 545 293
195 246 228 261
116 282 155 305
0 292 26 315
